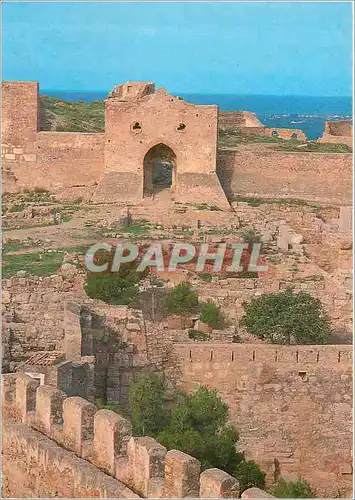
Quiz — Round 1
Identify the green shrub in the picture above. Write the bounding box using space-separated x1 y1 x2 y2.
188 329 211 341
85 253 146 305
85 272 141 305
166 281 198 315
270 477 315 498
242 229 261 244
241 290 332 344
198 273 213 282
8 204 25 213
156 386 241 473
235 460 266 494
123 219 152 235
129 377 265 489
199 300 223 329
129 373 168 436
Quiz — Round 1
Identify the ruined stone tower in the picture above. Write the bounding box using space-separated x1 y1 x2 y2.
93 82 230 208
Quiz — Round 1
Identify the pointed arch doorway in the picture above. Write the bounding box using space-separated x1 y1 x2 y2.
143 143 176 197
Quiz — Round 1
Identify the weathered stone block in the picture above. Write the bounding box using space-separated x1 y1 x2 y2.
339 206 352 232
195 320 212 334
167 315 183 329
200 468 239 498
164 449 201 498
63 396 97 455
241 487 275 498
16 373 39 422
127 436 166 497
35 385 66 436
23 153 37 162
93 409 132 475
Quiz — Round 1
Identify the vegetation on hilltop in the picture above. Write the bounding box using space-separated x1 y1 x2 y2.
39 96 105 132
218 130 351 153
39 96 351 154
241 290 332 344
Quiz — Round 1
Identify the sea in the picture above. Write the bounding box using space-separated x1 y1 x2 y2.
41 90 352 140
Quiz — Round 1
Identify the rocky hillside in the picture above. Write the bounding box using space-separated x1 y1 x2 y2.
39 96 105 132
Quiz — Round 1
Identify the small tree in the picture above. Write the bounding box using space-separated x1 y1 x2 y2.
270 477 315 498
241 290 332 344
129 376 265 490
157 386 241 472
85 273 140 304
85 254 146 305
200 300 224 329
235 460 266 494
166 281 198 315
129 372 167 436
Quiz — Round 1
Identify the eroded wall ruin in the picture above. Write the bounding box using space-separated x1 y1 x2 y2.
2 373 240 499
2 81 352 206
172 343 353 497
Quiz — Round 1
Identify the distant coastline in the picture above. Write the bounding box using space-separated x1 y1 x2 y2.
41 90 352 139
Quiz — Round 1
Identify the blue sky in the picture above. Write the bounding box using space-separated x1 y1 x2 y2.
2 2 353 95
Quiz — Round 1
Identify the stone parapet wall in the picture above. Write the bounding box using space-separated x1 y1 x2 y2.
2 275 85 363
2 132 105 193
171 342 353 497
217 150 352 205
218 111 306 140
193 273 352 337
323 120 352 137
2 373 240 499
218 111 264 130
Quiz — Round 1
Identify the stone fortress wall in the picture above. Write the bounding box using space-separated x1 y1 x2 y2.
2 272 353 497
217 149 352 205
320 119 353 148
2 82 105 194
172 343 353 497
2 81 229 208
1 80 353 498
2 81 352 206
218 110 307 140
3 372 242 498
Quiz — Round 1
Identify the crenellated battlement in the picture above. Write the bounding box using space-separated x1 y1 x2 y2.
174 343 352 367
2 373 241 498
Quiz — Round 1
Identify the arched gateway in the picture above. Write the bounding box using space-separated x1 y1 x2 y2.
93 82 230 209
143 143 176 197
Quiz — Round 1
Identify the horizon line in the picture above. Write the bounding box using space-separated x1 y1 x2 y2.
40 89 353 99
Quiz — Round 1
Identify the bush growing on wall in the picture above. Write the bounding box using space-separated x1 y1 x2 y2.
270 477 315 498
235 460 266 493
129 374 266 493
129 372 168 436
85 252 146 305
199 299 224 329
241 290 332 344
166 281 199 315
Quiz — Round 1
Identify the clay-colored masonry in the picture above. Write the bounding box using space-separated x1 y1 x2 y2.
2 80 353 206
